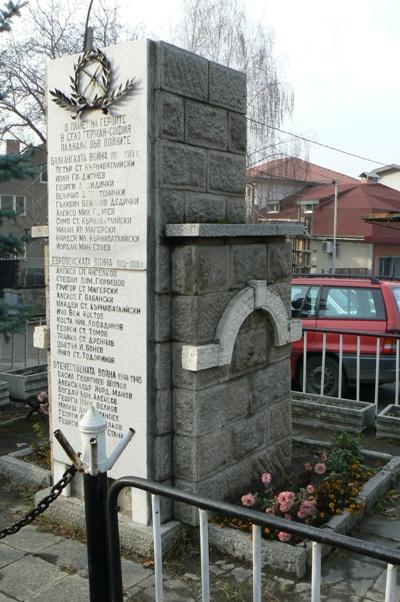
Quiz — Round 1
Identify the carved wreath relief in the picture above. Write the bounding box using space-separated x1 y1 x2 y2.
50 49 136 119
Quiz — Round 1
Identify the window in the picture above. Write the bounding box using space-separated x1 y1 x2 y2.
392 288 400 316
291 285 319 318
265 201 280 214
0 195 26 216
377 256 400 278
319 287 385 319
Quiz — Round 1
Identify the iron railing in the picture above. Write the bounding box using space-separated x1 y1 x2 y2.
107 477 400 602
298 325 400 407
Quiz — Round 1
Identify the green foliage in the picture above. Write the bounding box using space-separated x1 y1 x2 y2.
0 0 26 32
325 432 364 474
0 232 28 257
0 300 32 336
32 420 51 468
0 152 36 182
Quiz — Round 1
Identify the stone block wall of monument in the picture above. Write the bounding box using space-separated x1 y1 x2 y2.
149 42 293 524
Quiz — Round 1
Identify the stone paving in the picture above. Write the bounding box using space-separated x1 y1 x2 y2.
1 477 400 601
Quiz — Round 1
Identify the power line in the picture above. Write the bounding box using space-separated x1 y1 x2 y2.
246 116 388 167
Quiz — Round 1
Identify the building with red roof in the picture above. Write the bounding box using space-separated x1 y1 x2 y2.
248 158 400 275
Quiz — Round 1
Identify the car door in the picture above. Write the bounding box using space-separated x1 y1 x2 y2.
316 285 387 384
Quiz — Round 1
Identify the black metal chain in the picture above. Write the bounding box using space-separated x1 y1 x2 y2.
0 464 77 539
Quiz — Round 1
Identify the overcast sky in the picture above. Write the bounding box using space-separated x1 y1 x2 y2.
119 0 400 178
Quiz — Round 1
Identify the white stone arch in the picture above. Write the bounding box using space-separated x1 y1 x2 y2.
182 280 302 371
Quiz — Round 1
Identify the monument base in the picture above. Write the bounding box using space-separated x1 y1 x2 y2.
34 487 183 557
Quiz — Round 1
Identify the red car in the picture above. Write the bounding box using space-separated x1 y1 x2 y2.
291 275 400 396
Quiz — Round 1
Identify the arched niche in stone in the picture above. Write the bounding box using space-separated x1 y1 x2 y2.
182 280 302 371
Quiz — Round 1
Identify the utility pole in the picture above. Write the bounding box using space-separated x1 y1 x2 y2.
332 180 338 274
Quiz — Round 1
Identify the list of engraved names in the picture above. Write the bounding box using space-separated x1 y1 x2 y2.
50 113 145 270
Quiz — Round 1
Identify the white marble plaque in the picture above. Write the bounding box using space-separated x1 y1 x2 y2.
47 41 149 521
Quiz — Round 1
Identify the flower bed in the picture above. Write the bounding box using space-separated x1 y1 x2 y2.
209 434 399 577
0 365 47 401
229 433 375 543
376 405 400 441
291 391 375 433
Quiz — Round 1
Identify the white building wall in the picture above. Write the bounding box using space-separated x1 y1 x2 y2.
378 172 400 191
310 240 373 273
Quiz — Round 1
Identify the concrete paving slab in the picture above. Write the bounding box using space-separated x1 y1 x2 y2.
26 574 89 602
125 574 154 598
365 592 385 602
37 538 88 574
3 526 62 553
120 557 153 589
362 515 400 542
321 552 384 598
0 594 18 602
371 571 389 595
0 555 65 600
0 543 25 568
126 576 198 602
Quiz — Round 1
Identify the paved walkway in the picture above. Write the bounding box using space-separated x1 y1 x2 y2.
1 477 399 601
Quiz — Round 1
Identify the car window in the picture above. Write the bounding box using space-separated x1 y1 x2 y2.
392 287 400 313
291 285 319 318
319 287 385 319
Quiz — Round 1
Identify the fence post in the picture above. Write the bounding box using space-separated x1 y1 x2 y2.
54 407 134 602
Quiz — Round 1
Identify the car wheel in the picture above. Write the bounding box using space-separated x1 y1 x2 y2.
301 356 343 397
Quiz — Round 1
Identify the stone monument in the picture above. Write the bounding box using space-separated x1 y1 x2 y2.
45 39 302 529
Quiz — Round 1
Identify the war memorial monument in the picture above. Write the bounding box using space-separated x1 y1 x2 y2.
45 39 302 530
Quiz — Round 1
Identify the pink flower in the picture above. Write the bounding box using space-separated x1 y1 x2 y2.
314 463 327 475
241 493 255 507
306 484 315 494
261 472 272 485
278 531 292 542
277 491 296 512
298 500 317 518
265 507 275 514
304 462 313 472
320 451 328 461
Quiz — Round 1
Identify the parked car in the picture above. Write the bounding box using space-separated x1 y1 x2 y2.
291 274 400 396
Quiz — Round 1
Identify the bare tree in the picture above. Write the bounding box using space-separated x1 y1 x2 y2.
174 0 304 164
0 0 142 147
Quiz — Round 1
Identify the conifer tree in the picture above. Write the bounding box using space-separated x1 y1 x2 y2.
0 0 33 335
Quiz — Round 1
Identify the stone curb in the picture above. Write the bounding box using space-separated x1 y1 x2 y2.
33 487 183 557
0 415 26 427
0 453 52 491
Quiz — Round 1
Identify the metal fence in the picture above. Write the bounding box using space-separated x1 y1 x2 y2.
298 326 400 408
107 476 400 602
0 317 47 371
